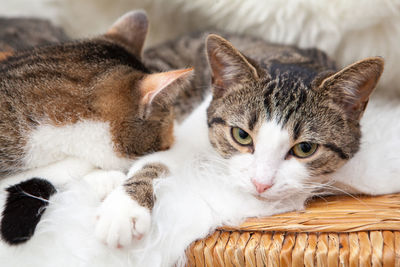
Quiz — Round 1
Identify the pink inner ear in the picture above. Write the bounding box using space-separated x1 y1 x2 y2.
140 68 193 105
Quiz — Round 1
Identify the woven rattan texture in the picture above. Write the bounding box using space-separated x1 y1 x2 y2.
186 194 400 266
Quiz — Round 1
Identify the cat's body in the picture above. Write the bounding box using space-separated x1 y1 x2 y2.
0 39 142 174
0 11 194 245
1 29 398 267
0 11 192 177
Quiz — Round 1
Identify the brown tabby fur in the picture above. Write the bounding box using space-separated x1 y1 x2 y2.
0 11 191 176
124 163 169 209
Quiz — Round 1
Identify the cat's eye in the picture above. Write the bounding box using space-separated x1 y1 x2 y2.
231 127 253 146
291 142 318 158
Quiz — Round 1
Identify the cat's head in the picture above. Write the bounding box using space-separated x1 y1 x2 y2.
205 34 383 200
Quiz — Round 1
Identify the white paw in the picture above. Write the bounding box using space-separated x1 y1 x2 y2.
95 187 151 248
83 170 126 200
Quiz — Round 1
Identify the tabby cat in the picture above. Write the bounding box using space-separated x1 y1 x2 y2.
0 10 192 244
94 32 400 266
0 10 192 177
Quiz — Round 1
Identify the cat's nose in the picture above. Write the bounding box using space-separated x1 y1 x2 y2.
251 178 273 194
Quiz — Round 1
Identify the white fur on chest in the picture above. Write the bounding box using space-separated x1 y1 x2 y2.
24 120 133 171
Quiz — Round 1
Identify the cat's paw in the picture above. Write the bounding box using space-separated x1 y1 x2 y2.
83 170 126 200
127 155 175 178
95 187 151 248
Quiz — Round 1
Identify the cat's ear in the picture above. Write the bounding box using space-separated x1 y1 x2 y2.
0 51 13 61
206 34 259 98
105 10 148 59
139 68 193 117
319 57 384 120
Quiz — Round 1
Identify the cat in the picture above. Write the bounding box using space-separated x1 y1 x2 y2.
1 31 399 267
0 10 193 245
94 32 400 266
0 10 193 177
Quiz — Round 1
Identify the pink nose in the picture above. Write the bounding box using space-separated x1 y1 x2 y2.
251 178 273 194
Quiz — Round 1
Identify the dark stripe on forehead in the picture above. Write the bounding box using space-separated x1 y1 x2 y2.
324 143 349 160
263 80 277 119
298 90 307 105
293 122 302 140
207 117 226 127
248 112 258 131
281 107 294 127
263 98 272 120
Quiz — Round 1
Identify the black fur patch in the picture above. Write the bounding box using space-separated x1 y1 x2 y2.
1 178 56 245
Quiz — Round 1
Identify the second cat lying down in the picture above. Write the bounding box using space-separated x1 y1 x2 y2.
0 10 192 178
0 10 195 246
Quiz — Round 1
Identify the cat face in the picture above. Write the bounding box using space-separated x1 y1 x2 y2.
206 34 383 200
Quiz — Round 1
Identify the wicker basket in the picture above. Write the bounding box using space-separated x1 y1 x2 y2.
186 194 400 266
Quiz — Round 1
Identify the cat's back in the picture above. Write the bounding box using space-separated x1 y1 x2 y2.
0 38 146 176
0 39 144 119
144 30 335 72
0 38 143 88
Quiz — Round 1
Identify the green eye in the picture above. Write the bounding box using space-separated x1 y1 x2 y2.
231 127 253 146
291 142 318 158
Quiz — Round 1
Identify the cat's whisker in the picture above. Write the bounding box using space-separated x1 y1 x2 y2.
302 181 369 207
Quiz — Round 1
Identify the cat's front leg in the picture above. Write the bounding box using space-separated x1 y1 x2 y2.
83 170 127 201
95 163 169 248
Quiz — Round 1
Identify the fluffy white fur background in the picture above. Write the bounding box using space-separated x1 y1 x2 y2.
1 0 400 96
